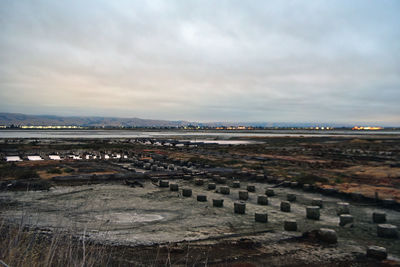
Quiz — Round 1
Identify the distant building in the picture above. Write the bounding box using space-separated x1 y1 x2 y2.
6 156 22 162
27 155 43 161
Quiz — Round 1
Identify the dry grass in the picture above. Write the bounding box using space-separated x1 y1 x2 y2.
333 165 400 180
0 220 112 267
0 219 201 266
0 219 227 266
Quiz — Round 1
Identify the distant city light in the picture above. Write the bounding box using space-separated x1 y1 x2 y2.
20 125 82 129
352 126 383 130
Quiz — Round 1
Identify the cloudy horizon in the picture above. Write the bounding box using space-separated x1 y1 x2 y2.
0 0 399 126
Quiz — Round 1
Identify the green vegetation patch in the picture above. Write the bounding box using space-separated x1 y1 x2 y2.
63 167 74 173
188 157 216 167
47 168 62 174
294 173 329 185
0 164 39 180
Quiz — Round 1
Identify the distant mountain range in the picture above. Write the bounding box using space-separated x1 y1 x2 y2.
0 113 190 127
0 112 355 128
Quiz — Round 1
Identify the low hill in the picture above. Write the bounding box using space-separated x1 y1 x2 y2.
0 113 190 127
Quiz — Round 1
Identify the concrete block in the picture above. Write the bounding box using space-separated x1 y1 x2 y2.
339 214 354 226
217 177 227 184
281 201 291 212
159 180 169 188
183 175 192 180
372 212 386 223
169 183 179 191
208 183 216 190
234 202 246 214
232 181 240 188
336 202 350 215
311 198 323 208
194 179 204 186
247 184 256 192
197 195 207 202
366 246 387 260
182 188 192 197
377 224 398 238
265 188 275 197
306 206 320 220
284 220 297 231
213 199 224 207
287 193 296 202
257 195 268 205
317 228 337 244
255 212 268 223
239 190 249 200
220 186 230 195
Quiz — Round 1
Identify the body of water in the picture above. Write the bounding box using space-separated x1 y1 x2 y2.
0 129 399 139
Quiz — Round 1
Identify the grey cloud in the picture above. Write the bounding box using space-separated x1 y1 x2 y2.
0 0 399 125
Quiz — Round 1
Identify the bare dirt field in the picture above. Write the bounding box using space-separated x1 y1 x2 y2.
0 134 399 266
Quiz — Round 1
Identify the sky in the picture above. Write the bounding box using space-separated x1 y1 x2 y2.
0 0 399 125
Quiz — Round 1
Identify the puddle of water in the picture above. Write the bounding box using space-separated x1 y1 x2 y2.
180 139 262 145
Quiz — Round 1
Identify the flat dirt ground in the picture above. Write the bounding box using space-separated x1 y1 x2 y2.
1 180 400 265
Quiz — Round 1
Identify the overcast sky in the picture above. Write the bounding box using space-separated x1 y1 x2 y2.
0 0 399 125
